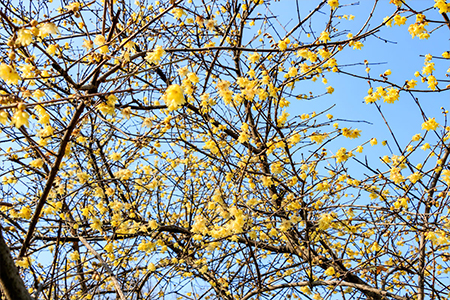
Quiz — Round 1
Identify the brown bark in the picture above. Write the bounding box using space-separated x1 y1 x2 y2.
0 229 31 300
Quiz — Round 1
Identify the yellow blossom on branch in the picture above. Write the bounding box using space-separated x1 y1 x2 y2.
248 52 261 64
319 31 331 43
145 45 166 64
422 118 439 131
162 84 186 111
327 0 339 10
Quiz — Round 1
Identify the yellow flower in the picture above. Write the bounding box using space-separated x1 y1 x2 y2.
408 172 422 183
353 41 364 50
270 162 283 174
434 0 450 14
163 84 185 111
443 51 450 59
422 118 439 131
205 19 217 31
187 72 199 84
384 16 393 27
19 206 32 219
389 167 404 184
16 257 32 268
326 86 334 94
310 133 328 144
46 44 58 55
90 217 103 231
109 152 122 161
11 110 29 128
0 111 8 125
318 213 333 230
390 0 403 7
324 266 335 276
16 29 33 46
0 63 20 85
422 62 435 75
65 2 81 12
421 143 431 150
30 158 44 169
335 148 351 163
278 38 289 51
327 0 339 9
313 293 322 300
393 14 407 26
288 67 298 77
38 22 59 38
94 35 105 45
77 172 90 184
341 128 361 139
427 75 438 90
69 251 80 261
148 262 156 271
94 35 108 53
19 64 34 79
172 8 186 19
123 40 136 52
121 107 132 119
145 45 166 64
248 52 260 64
104 243 113 253
319 31 331 43
82 39 93 50
192 215 208 235
406 79 417 89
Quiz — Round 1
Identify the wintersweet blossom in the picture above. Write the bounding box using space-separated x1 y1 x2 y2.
65 2 81 12
394 14 407 26
172 8 186 19
38 22 59 38
94 35 108 53
205 19 217 31
11 110 29 128
309 133 328 144
353 41 364 50
16 29 33 46
422 62 435 75
326 86 334 94
406 79 417 89
319 31 331 43
422 118 439 131
341 128 361 139
0 63 20 85
434 0 450 13
0 111 8 125
327 0 339 9
46 44 58 55
82 39 93 50
145 45 165 64
278 38 290 51
163 84 185 111
324 267 335 276
29 159 44 169
248 52 261 64
69 251 80 261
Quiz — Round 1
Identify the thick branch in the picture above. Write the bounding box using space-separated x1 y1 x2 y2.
0 229 32 300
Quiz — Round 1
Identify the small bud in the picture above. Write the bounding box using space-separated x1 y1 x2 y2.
17 103 26 110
